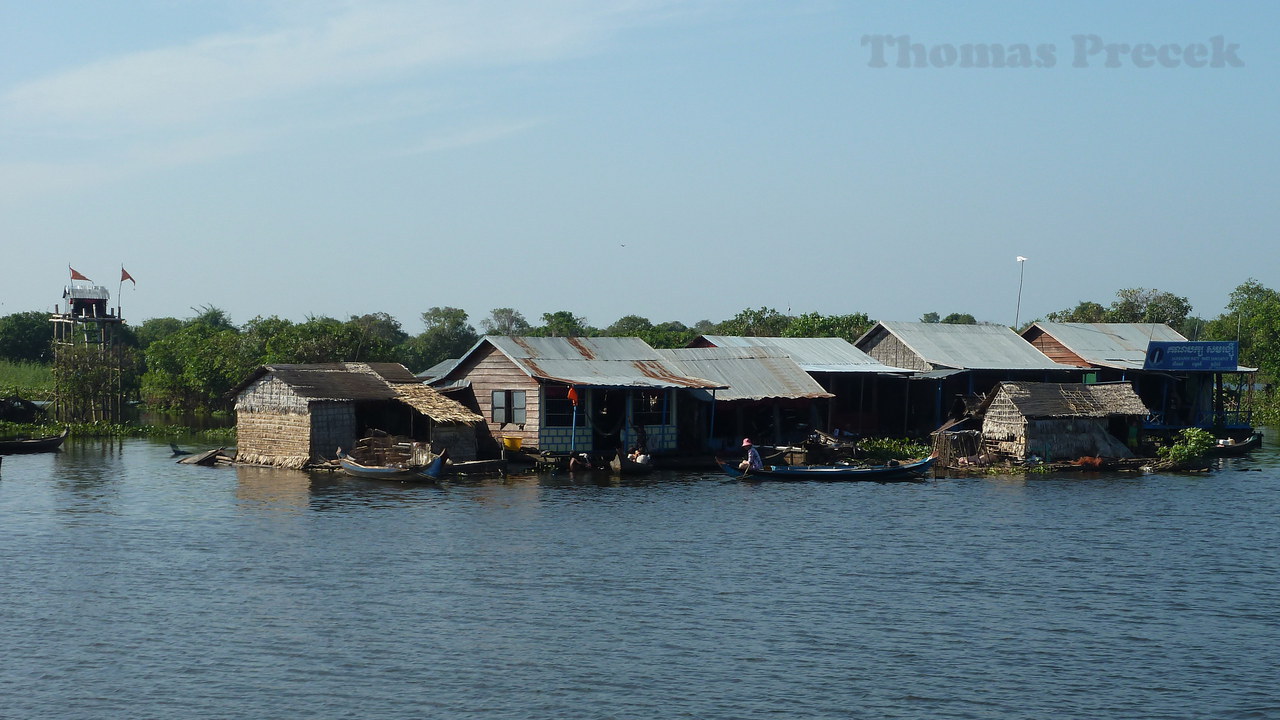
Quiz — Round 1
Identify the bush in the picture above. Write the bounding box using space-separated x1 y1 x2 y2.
858 437 932 462
1156 428 1216 464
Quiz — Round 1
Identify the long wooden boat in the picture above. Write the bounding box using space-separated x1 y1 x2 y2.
0 427 69 454
1206 432 1263 457
336 450 445 481
718 455 936 482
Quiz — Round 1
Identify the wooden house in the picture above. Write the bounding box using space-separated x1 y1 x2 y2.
687 336 913 438
854 322 1082 436
231 362 481 468
655 346 834 450
975 381 1152 462
1021 322 1256 438
429 337 722 457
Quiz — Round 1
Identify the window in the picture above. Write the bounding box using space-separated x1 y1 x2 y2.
543 385 576 427
491 390 526 425
633 389 668 426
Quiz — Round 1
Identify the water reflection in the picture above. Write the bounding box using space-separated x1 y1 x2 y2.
234 465 314 514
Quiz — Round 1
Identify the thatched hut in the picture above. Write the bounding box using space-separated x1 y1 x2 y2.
978 381 1151 461
231 362 482 469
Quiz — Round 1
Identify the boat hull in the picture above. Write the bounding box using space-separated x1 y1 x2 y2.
337 453 445 481
719 456 935 482
0 428 69 455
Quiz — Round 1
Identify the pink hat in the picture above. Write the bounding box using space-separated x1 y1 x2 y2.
742 438 752 447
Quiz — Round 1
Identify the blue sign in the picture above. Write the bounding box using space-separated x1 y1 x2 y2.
1143 341 1239 372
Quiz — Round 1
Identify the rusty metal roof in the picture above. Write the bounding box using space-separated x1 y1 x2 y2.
478 336 724 389
656 347 835 402
1024 322 1186 370
861 322 1077 371
693 336 913 374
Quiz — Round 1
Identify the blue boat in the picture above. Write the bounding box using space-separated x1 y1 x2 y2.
718 455 936 482
336 449 446 481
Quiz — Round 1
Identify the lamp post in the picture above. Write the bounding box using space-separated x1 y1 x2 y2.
1014 256 1028 330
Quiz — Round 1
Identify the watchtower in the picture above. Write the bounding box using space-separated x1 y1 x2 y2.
51 282 126 422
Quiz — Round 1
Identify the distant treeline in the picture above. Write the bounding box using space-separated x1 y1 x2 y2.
1 280 1277 416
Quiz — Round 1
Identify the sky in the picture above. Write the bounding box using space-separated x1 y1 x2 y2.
1 1 1276 334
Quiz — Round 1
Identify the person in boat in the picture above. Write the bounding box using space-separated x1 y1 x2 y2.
738 438 763 472
629 446 651 465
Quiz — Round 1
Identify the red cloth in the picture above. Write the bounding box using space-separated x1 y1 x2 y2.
69 266 90 281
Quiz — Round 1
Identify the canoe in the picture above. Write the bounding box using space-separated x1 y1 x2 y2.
0 427 69 454
336 450 445 480
718 455 936 482
1206 432 1263 457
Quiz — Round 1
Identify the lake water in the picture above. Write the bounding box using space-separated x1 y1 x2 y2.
1 436 1277 719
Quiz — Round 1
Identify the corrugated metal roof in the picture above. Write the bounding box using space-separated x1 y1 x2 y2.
868 322 1077 371
991 381 1151 418
1027 322 1186 370
483 336 724 389
693 336 913 374
416 358 459 380
656 347 835 402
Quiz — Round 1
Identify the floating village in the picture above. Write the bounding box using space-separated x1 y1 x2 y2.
1 279 1263 480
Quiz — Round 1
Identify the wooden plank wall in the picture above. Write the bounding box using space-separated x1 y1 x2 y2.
455 344 542 448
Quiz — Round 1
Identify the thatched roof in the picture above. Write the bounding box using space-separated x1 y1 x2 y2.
988 381 1150 419
231 362 480 424
391 383 482 424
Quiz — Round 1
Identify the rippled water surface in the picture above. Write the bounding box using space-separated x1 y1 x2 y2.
2 437 1278 719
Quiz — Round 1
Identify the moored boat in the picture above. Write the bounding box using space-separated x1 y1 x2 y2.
0 427 69 455
609 453 654 475
718 455 936 482
336 449 446 481
1206 432 1263 457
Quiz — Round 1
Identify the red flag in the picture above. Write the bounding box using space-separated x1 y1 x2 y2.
567 387 579 407
69 266 90 282
121 267 136 285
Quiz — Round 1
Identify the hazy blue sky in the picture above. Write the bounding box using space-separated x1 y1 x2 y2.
2 1 1275 332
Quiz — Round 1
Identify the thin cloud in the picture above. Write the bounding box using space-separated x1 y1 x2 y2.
402 118 543 155
2 0 686 133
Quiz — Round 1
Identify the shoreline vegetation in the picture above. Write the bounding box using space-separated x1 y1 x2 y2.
2 281 1278 441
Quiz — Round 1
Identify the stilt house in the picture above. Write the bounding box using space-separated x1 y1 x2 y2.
686 336 913 438
231 362 481 468
854 322 1082 436
655 346 834 450
974 381 1152 461
428 337 722 456
1021 322 1256 438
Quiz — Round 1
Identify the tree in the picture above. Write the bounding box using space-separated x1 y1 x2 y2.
920 312 940 323
481 308 531 336
1046 301 1107 323
1205 279 1280 383
1106 288 1192 330
716 307 792 337
347 313 407 361
940 313 977 325
0 311 54 363
605 315 654 337
133 317 184 350
400 307 479 372
533 310 592 338
141 311 244 411
783 312 874 343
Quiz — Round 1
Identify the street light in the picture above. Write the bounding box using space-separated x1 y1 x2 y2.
1014 256 1028 330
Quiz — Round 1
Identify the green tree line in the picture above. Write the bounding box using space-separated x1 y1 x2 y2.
2 280 1278 412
